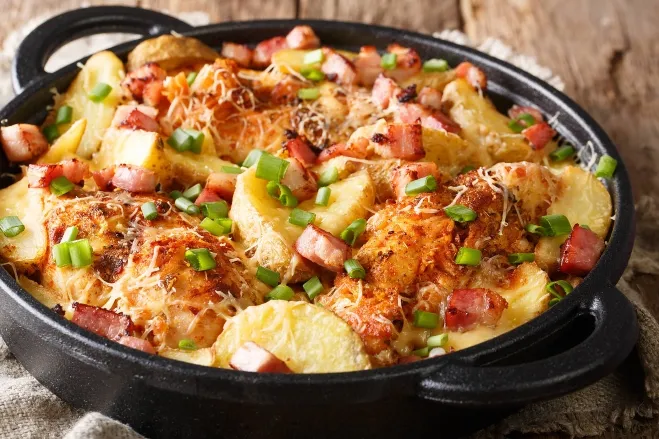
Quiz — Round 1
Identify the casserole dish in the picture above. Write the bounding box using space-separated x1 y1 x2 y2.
0 6 638 438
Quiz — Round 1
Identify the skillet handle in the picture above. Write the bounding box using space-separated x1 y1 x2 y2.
12 6 194 93
417 282 638 406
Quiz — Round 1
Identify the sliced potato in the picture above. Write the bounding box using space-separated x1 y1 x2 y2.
422 127 482 176
0 179 47 274
272 49 357 75
214 301 371 373
38 119 87 164
400 70 456 92
51 51 125 158
127 35 219 72
159 347 215 366
17 275 61 308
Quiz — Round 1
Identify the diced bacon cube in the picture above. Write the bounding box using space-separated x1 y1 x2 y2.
354 46 383 87
281 158 318 201
221 42 254 68
253 36 289 68
455 62 487 90
371 74 401 109
194 187 224 206
122 62 167 106
285 25 320 50
445 288 508 331
382 44 422 83
284 136 317 167
71 303 135 341
0 124 48 162
417 87 443 110
316 138 370 163
118 336 156 354
294 224 352 272
372 123 424 160
118 109 160 132
111 165 158 193
93 167 116 191
206 172 238 201
559 225 605 276
522 122 556 150
111 105 158 128
391 162 440 200
508 105 544 124
229 341 293 373
321 50 358 86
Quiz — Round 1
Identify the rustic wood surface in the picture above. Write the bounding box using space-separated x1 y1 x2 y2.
1 1 656 437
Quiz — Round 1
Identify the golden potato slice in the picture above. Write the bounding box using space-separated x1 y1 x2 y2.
159 347 215 367
17 275 61 309
214 301 371 373
127 35 219 72
272 49 357 75
400 70 456 92
422 127 482 176
38 118 87 164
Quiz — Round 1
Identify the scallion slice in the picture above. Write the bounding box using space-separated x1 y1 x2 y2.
422 58 449 72
52 242 71 267
256 153 289 182
427 333 449 348
508 120 525 133
381 53 397 70
413 310 439 329
43 124 59 143
185 248 216 271
317 167 339 187
525 223 548 236
594 155 617 179
517 113 537 127
178 339 197 350
216 218 233 235
200 217 227 236
266 181 298 207
508 252 535 265
182 183 203 201
303 49 325 65
170 190 184 200
50 176 74 196
455 247 481 266
242 149 264 168
340 218 366 246
183 129 204 154
303 276 324 300
413 347 430 357
55 105 73 125
539 214 571 237
297 88 320 100
546 280 574 302
141 202 158 220
68 239 93 268
175 196 200 215
0 216 24 238
288 208 316 227
405 175 437 196
344 259 366 279
186 72 198 86
266 284 294 301
167 128 193 152
301 67 325 81
444 205 477 223
550 145 575 161
88 83 112 102
61 226 78 242
256 266 280 287
221 166 244 174
201 201 228 219
315 186 331 206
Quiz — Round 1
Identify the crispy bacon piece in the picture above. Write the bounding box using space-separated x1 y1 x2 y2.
559 225 605 276
122 62 167 106
294 224 352 272
395 103 460 134
270 77 305 104
417 86 443 110
396 85 417 103
111 105 158 128
285 25 320 50
229 342 293 373
194 187 224 206
445 288 508 331
0 124 48 162
71 303 134 341
383 43 422 83
27 159 90 188
221 42 254 67
285 137 317 167
371 74 401 109
354 46 383 87
118 109 160 132
391 162 440 201
455 62 487 90
321 50 358 86
373 123 424 160
281 158 318 201
253 36 288 68
92 167 115 191
206 172 237 201
118 336 156 354
508 105 544 124
522 122 556 150
316 138 370 163
111 165 158 193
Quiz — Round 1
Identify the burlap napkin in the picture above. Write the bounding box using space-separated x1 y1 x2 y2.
0 11 657 439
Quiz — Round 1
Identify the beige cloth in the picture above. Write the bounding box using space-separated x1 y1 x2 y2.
0 10 658 439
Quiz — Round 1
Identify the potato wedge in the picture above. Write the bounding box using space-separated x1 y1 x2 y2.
214 301 371 373
0 179 47 274
127 35 219 72
50 51 125 158
272 49 357 75
422 127 482 176
18 275 61 309
38 119 87 164
400 70 456 92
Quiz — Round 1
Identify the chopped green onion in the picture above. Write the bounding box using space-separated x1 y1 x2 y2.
405 175 437 196
315 186 331 206
381 53 397 70
317 167 339 187
182 183 202 201
344 259 366 279
266 285 294 301
266 181 298 207
594 155 617 179
413 310 439 329
183 129 204 154
60 226 78 242
546 280 574 301
256 266 280 287
422 58 449 72
455 247 481 266
525 223 548 236
185 248 216 271
178 339 197 350
216 218 233 235
288 208 316 227
297 88 320 100
303 49 325 65
301 67 325 81
68 239 93 268
413 347 430 357
221 166 244 174
459 165 476 174
517 113 537 127
175 196 200 215
508 120 525 133
43 124 59 143
201 201 228 219
549 297 561 307
55 105 73 125
508 252 535 265
0 216 24 238
303 276 324 300
141 202 158 220
427 333 449 348
186 72 198 86
242 149 264 168
256 153 289 182
88 83 112 102
550 145 575 161
200 217 227 236
52 242 71 267
50 176 74 196
340 218 366 246
444 205 477 223
540 214 571 237
167 128 193 152
170 190 184 200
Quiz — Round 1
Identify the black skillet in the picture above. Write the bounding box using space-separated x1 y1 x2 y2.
0 6 638 439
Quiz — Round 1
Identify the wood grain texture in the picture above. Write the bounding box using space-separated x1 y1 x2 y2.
138 0 296 22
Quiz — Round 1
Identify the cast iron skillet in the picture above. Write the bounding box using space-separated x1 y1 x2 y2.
0 6 638 439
